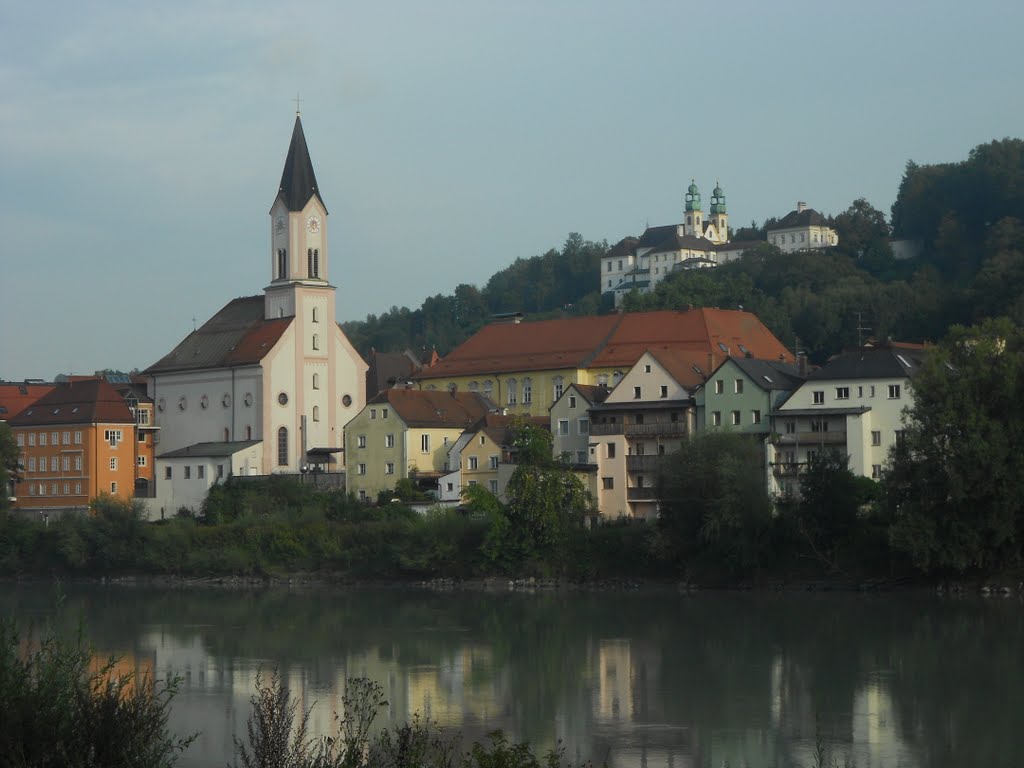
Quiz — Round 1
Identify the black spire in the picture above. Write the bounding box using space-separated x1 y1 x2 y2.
277 115 327 213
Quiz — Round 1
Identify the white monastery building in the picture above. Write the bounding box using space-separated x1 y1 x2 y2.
144 114 367 516
766 202 839 253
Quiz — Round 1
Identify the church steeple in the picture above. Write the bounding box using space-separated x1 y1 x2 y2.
276 115 327 213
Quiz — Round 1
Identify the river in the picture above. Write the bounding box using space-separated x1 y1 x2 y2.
2 583 1021 767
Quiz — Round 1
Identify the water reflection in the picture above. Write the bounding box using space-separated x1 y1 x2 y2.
3 585 1021 768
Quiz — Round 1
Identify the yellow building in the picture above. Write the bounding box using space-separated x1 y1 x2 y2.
413 308 794 418
344 389 493 502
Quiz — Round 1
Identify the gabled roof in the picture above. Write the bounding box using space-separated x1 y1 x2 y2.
0 382 55 421
145 296 292 375
807 345 927 381
567 383 611 406
645 347 714 390
605 237 638 258
9 378 134 426
726 356 804 391
471 413 549 448
416 309 794 380
159 440 261 459
369 389 494 428
769 207 829 230
637 225 716 255
275 115 326 213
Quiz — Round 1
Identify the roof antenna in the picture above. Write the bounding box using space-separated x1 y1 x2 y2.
856 312 871 347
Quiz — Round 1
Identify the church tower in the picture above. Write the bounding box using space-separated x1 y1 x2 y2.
709 181 728 244
265 113 333 322
684 180 702 237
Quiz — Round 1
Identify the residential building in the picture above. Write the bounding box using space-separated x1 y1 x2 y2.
0 381 55 423
344 389 494 502
696 356 803 435
769 343 926 496
589 350 702 520
413 308 794 419
8 379 137 518
145 113 367 517
550 384 609 466
155 441 262 515
767 202 839 253
365 348 441 399
442 413 550 502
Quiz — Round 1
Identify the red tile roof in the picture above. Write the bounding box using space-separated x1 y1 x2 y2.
475 413 549 447
416 308 793 380
371 389 494 428
8 378 135 426
0 383 55 421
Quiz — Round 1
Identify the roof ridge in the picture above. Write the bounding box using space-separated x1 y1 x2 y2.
579 313 627 368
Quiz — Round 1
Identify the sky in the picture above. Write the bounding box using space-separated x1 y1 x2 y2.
2 0 1022 381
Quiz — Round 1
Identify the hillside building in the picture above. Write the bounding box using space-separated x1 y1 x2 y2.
767 202 839 253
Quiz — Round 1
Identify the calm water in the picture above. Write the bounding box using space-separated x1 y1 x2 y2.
2 583 1021 768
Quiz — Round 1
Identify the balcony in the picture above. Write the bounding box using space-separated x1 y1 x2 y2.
626 487 658 501
772 430 847 445
626 455 663 472
771 463 804 478
591 421 689 437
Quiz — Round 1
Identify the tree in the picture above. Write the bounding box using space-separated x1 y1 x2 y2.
885 318 1024 572
0 423 21 512
656 432 771 577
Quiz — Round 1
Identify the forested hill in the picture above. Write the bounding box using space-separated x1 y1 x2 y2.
343 138 1024 362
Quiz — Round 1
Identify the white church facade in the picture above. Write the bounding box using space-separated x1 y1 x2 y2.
144 115 367 516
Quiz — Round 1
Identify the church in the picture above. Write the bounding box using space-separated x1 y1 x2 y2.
144 114 367 516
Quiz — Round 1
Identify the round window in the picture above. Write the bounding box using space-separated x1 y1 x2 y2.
157 398 166 412
178 397 187 411
222 394 232 408
200 395 209 409
244 393 253 407
342 394 352 407
278 392 289 406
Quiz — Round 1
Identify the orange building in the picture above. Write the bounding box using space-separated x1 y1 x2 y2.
9 379 138 517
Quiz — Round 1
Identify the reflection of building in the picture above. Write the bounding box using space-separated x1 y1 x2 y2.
405 646 500 726
596 639 633 722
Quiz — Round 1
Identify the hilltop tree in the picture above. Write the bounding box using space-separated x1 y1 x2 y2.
0 423 21 512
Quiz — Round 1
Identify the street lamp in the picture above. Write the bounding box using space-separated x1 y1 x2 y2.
300 464 308 483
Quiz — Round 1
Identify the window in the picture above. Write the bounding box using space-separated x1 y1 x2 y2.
382 408 389 419
785 420 796 434
28 457 36 472
75 455 82 470
467 480 478 487
857 386 863 398
74 431 82 444
507 379 517 405
836 386 850 400
358 490 367 501
165 466 172 480
385 434 395 448
558 419 569 436
110 482 117 494
357 463 366 475
871 430 881 446
385 462 395 475
577 450 587 464
715 380 724 394
28 433 35 446
752 410 761 424
277 248 287 279
812 391 825 405
307 248 319 278
602 477 614 490
869 385 876 397
51 431 58 444
871 465 882 479
895 430 905 444
104 429 122 446
75 483 81 494
734 379 744 394
15 433 24 447
468 456 478 470
712 411 722 426
489 455 499 469
312 307 319 323
811 419 829 432
312 406 320 422
197 465 205 480
660 385 668 398
184 465 192 479
312 334 319 350
522 378 532 404
110 457 118 470
489 480 498 494
277 427 288 466
606 443 616 459
62 432 70 445
578 417 589 434
421 434 430 453
245 426 252 440
888 384 901 399
553 377 564 401
357 435 366 448
569 395 577 409
607 261 612 272
479 435 485 445
633 386 642 399
482 380 493 398
51 457 57 471
39 433 47 446
218 464 224 479
370 409 377 420
731 410 741 426
313 373 319 389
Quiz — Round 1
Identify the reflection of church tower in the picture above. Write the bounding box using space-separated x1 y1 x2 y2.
684 180 702 237
709 181 728 243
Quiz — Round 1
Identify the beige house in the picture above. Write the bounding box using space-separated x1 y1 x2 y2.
344 389 493 502
767 202 839 252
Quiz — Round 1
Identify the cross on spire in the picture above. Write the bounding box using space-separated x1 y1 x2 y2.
293 93 302 116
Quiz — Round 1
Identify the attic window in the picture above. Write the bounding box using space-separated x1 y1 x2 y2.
718 342 729 353
25 409 32 416
896 354 912 368
53 408 59 414
738 344 750 355
762 375 774 384
72 407 79 413
691 365 703 376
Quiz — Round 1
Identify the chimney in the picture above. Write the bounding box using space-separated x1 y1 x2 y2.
797 201 807 213
797 352 808 378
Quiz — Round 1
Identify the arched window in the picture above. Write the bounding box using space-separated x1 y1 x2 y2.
482 380 493 398
312 334 319 350
312 373 320 390
312 406 320 422
245 426 252 440
277 249 287 279
308 248 320 278
277 427 288 466
223 427 229 441
506 378 517 405
469 381 479 392
612 370 623 385
552 376 564 401
312 307 319 323
521 378 532 404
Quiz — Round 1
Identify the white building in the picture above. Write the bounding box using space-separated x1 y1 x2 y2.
767 202 839 253
768 343 926 496
145 114 367 516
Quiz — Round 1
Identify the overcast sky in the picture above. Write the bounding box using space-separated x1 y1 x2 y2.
2 0 1021 381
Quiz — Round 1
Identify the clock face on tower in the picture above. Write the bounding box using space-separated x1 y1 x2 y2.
275 216 286 235
306 215 321 234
